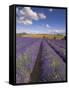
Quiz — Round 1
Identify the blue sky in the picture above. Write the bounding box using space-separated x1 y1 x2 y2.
16 6 66 34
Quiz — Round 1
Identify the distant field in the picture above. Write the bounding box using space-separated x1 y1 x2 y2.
16 33 64 39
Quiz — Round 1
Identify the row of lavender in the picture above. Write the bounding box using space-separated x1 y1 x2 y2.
16 38 42 83
49 39 66 48
39 39 66 82
16 37 42 57
47 39 66 62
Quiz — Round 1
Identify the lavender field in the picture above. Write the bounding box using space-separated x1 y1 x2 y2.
16 37 66 83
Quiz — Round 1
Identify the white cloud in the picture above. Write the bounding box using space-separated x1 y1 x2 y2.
46 24 50 28
55 29 65 34
21 19 32 25
47 29 65 34
23 7 38 20
49 8 53 12
16 7 46 25
38 13 46 19
17 18 32 25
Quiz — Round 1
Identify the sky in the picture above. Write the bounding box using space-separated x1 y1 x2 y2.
16 6 66 34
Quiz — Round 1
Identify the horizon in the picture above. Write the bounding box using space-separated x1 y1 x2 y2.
16 31 65 36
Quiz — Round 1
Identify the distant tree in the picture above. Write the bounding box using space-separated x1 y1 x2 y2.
22 32 27 35
54 36 56 39
43 36 45 38
62 36 66 40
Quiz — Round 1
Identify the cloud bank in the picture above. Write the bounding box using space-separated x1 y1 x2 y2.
16 7 46 25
